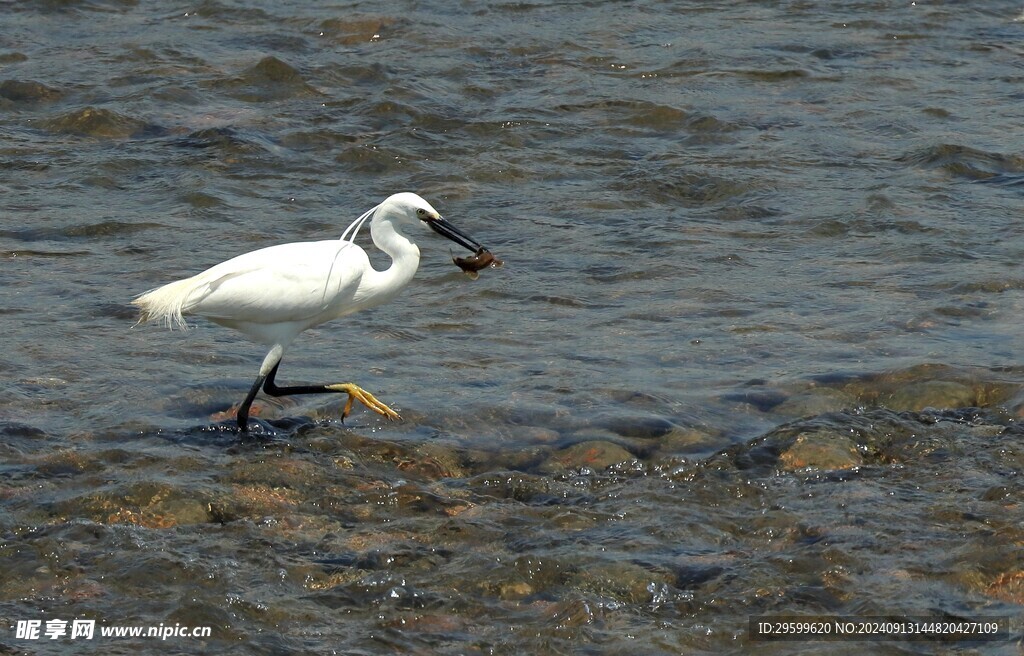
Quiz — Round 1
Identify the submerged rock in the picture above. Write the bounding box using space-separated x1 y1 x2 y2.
538 440 635 474
42 107 151 138
598 414 676 439
774 365 1022 418
475 554 570 600
709 407 1019 476
212 56 322 102
657 426 719 454
56 482 212 528
778 431 862 471
880 380 975 411
570 560 674 604
394 443 467 480
985 570 1024 604
774 387 858 417
0 79 62 103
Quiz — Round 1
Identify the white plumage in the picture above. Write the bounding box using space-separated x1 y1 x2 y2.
137 240 368 338
133 192 489 431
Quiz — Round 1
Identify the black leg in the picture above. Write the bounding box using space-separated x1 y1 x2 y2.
237 373 267 432
235 361 329 432
251 360 400 423
262 362 334 397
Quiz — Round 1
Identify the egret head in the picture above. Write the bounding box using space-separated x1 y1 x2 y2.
378 192 483 253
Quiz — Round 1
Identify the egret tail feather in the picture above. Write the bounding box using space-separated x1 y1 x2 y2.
132 277 198 330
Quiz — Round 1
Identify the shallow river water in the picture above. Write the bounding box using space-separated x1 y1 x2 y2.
2 1 1023 654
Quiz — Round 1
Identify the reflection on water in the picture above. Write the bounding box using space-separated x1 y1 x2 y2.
1 0 1023 652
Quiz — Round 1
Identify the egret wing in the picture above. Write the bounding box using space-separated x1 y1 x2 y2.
184 240 368 324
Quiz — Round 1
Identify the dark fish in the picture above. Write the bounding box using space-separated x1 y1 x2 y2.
453 247 503 280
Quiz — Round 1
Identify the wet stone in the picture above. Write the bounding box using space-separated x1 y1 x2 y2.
150 497 211 525
379 612 469 635
544 596 603 629
979 485 1015 502
713 409 919 475
215 56 322 102
657 426 719 454
42 107 151 138
0 421 47 439
395 443 467 480
351 483 472 519
462 471 574 503
774 387 859 417
598 414 676 439
538 440 636 474
495 580 533 599
570 560 675 604
60 482 213 528
513 554 569 589
464 444 548 473
175 126 268 155
475 554 568 601
879 431 960 464
973 380 1019 407
33 449 105 477
672 554 732 589
778 432 863 471
881 381 976 411
475 573 536 597
1003 388 1024 418
722 388 788 412
225 456 329 489
985 570 1024 604
0 79 62 103
211 484 302 522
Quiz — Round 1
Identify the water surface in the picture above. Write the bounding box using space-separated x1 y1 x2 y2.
2 1 1023 653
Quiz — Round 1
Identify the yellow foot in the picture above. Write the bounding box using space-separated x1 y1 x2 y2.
324 383 401 421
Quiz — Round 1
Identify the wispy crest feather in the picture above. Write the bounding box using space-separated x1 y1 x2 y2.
340 204 378 243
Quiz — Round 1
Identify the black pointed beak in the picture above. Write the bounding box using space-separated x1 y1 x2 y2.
427 216 485 252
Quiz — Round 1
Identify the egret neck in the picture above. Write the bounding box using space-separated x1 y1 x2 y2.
352 209 421 312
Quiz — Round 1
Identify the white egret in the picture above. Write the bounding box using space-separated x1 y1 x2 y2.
132 192 494 432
